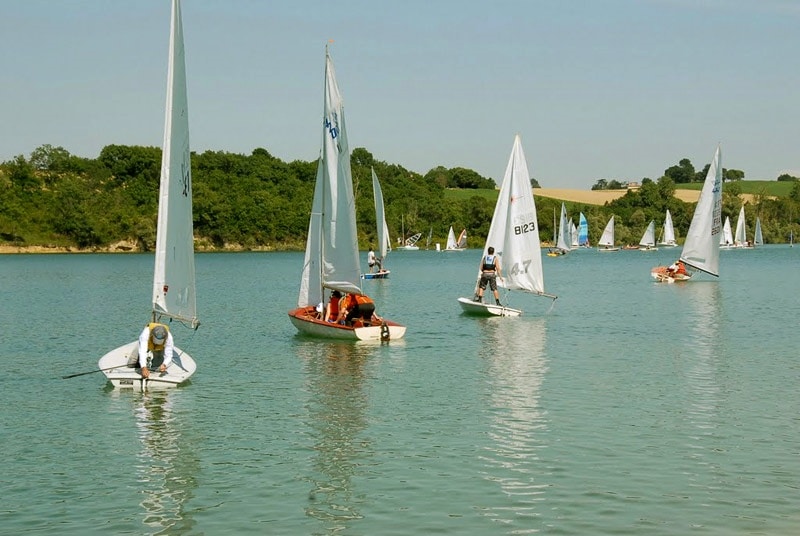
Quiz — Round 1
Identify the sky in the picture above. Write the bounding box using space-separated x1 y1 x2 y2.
2 0 799 189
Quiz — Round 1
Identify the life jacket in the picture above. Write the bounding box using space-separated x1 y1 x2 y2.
482 254 497 272
147 322 169 351
328 296 340 318
354 295 373 306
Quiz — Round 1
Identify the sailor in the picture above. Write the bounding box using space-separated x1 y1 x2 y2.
474 246 503 305
138 323 174 378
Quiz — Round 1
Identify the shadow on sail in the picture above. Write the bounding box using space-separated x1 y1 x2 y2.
131 390 199 535
477 317 549 526
295 340 375 531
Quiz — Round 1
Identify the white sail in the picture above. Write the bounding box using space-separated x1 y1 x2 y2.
371 168 391 260
598 216 616 247
660 209 677 246
298 47 362 308
639 220 657 248
446 226 457 250
720 216 733 247
555 203 570 252
680 145 722 277
152 0 197 328
734 206 747 247
570 220 579 248
483 135 547 295
98 0 198 388
754 217 763 246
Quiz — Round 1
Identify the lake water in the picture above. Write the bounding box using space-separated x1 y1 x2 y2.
1 246 799 535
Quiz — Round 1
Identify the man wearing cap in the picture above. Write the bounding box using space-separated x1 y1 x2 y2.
138 322 174 379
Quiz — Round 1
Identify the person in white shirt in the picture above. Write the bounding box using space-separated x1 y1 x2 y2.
138 323 174 378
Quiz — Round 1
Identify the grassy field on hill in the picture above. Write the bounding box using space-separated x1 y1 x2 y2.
445 180 791 206
676 180 791 197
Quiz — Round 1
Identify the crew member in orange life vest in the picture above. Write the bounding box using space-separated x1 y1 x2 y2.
338 293 382 325
138 323 174 378
667 259 688 277
474 246 503 306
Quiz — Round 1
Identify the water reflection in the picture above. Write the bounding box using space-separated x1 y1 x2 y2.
130 390 199 535
677 282 725 496
679 282 722 429
295 340 375 533
477 317 549 527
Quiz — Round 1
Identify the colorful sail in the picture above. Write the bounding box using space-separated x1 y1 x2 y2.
578 213 590 247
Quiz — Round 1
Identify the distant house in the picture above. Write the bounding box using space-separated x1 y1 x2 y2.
626 182 640 190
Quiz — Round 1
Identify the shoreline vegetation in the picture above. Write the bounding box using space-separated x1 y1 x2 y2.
1 188 764 255
2 144 797 254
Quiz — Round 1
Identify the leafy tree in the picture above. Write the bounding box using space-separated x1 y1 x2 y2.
665 158 695 184
724 168 744 182
777 173 799 182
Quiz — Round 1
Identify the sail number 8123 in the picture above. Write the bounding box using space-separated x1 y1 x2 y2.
514 221 536 235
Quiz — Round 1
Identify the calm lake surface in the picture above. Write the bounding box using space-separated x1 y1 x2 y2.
1 246 799 535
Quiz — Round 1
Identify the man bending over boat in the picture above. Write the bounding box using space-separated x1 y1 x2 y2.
337 293 383 326
137 323 173 378
474 246 503 306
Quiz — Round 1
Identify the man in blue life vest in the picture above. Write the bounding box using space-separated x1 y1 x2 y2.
474 246 503 306
138 323 174 378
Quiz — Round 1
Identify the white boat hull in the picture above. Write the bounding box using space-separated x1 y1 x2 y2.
457 297 522 317
362 270 390 280
98 341 196 390
395 246 419 251
288 307 406 341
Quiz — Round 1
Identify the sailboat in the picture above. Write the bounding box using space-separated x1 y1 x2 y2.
547 202 570 256
733 206 753 248
638 220 658 251
362 168 391 280
597 216 619 251
287 46 405 341
652 145 722 283
753 217 763 246
570 220 579 249
444 226 467 251
457 135 557 316
396 215 421 251
658 209 678 247
578 212 590 247
98 0 198 389
719 216 734 249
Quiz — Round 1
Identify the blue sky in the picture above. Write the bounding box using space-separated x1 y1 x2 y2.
2 0 799 189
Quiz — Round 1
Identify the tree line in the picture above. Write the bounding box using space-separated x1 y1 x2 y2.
1 144 799 250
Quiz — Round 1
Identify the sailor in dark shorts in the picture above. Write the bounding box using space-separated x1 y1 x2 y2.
474 246 503 306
